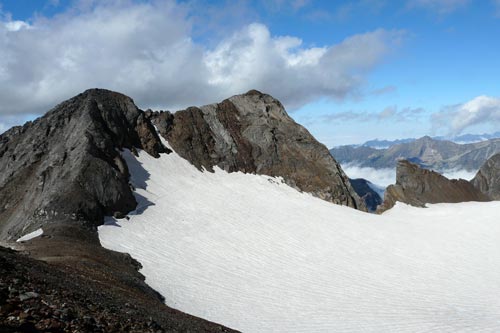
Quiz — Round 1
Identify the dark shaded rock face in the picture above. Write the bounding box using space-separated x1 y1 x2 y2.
153 90 365 210
0 89 167 241
471 153 500 200
377 160 490 213
349 178 383 212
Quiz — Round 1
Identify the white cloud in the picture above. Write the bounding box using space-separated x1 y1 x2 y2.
0 0 403 123
433 96 500 134
4 20 31 31
440 168 476 181
342 163 396 188
407 0 469 14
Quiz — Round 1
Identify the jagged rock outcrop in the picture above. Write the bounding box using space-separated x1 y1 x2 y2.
152 90 365 210
0 89 168 241
377 160 490 213
471 153 500 200
349 178 383 212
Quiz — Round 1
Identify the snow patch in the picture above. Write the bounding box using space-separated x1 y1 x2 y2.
16 228 43 242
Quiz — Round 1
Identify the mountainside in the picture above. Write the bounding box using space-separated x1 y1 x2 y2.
353 131 500 149
471 153 500 200
377 160 490 212
151 90 364 209
0 88 365 331
331 136 500 171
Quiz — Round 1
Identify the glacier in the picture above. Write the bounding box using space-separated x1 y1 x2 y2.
98 143 500 332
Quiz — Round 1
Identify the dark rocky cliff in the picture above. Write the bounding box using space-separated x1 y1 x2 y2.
377 160 490 213
152 90 365 210
471 153 500 200
0 89 167 241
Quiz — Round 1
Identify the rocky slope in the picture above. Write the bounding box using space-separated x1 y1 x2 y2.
377 160 490 213
151 90 365 209
0 246 233 333
331 136 500 171
471 153 500 200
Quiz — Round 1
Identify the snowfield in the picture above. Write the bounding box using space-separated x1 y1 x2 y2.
99 145 500 332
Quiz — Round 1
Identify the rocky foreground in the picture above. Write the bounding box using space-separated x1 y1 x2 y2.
0 245 234 333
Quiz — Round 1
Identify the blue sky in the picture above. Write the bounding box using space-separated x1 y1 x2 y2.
1 0 500 146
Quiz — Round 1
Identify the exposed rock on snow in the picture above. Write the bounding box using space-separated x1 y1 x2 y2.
377 160 490 212
152 90 365 210
471 153 500 200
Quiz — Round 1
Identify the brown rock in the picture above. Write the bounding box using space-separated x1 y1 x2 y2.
377 160 490 213
152 90 365 210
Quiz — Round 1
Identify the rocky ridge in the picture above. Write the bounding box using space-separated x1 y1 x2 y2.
377 160 490 213
151 90 365 210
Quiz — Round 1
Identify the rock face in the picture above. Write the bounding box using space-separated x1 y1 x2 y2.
152 90 365 210
349 178 383 212
471 153 500 200
377 160 490 213
331 136 500 171
0 89 167 241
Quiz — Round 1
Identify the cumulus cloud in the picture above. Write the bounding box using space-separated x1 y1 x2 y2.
0 0 404 120
433 95 500 134
407 0 469 14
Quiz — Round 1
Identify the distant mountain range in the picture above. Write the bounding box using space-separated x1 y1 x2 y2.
355 131 500 149
331 136 500 172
